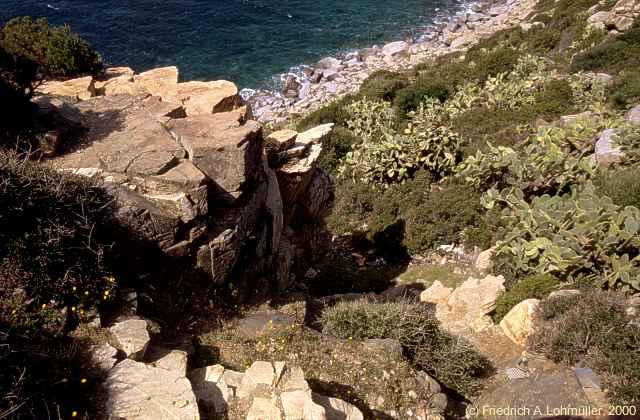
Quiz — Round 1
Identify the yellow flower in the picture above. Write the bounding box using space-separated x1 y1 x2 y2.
104 290 110 296
80 378 87 384
41 304 47 309
11 309 17 315
72 286 77 291
71 306 77 312
84 291 89 296
72 411 78 417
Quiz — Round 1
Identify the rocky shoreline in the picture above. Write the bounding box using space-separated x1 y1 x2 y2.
247 0 539 125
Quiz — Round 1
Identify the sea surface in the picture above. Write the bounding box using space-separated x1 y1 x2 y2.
1 0 468 89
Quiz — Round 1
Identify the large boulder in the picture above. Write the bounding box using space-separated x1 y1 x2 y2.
419 280 453 306
625 104 640 125
177 80 240 116
105 359 200 419
436 275 506 335
499 299 541 347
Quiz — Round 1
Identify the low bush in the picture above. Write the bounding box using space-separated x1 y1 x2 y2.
295 95 355 131
493 274 560 322
1 16 102 79
358 70 408 101
531 290 640 405
393 76 453 117
570 20 640 74
401 180 489 254
317 127 360 174
0 151 120 418
466 46 522 83
594 166 640 209
532 78 576 116
610 70 640 110
320 299 492 398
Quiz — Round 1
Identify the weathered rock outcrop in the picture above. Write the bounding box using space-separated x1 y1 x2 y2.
42 67 334 294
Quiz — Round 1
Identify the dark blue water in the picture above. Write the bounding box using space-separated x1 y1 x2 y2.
1 0 465 88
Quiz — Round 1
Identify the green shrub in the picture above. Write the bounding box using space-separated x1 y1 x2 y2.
532 78 576 116
1 16 102 79
295 95 355 131
317 126 360 174
328 178 378 235
320 299 492 397
358 70 408 101
393 76 453 116
402 180 488 254
570 21 640 73
493 274 560 322
0 151 119 418
594 166 640 209
610 70 640 110
531 290 640 405
467 46 522 83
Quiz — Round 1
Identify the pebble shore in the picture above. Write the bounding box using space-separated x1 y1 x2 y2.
247 0 539 125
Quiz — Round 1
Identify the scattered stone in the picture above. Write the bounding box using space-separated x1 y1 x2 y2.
279 366 310 392
595 128 625 166
500 299 541 347
436 275 505 335
188 364 231 414
625 104 640 125
382 41 409 59
105 359 200 419
313 393 364 420
150 349 189 377
281 390 326 419
87 342 119 373
109 318 151 360
245 361 276 386
316 57 343 70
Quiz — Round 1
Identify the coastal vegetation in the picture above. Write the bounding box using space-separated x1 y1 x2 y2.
1 0 640 417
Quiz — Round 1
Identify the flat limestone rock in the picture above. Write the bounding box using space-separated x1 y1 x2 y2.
105 359 199 419
109 318 150 360
166 114 262 194
419 280 453 306
134 66 179 102
37 76 96 101
178 80 240 116
281 390 326 420
296 123 334 145
52 94 185 176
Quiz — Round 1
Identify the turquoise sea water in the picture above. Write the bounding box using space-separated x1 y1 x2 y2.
1 0 466 89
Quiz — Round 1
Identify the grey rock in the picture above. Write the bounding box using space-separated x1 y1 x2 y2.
625 104 640 125
595 128 625 166
237 312 296 339
109 318 151 360
105 359 199 419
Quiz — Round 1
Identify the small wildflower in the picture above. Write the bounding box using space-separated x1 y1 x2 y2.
41 304 47 309
72 286 77 291
71 306 77 312
72 411 78 417
104 290 110 296
84 291 89 296
80 378 87 384
348 336 353 341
